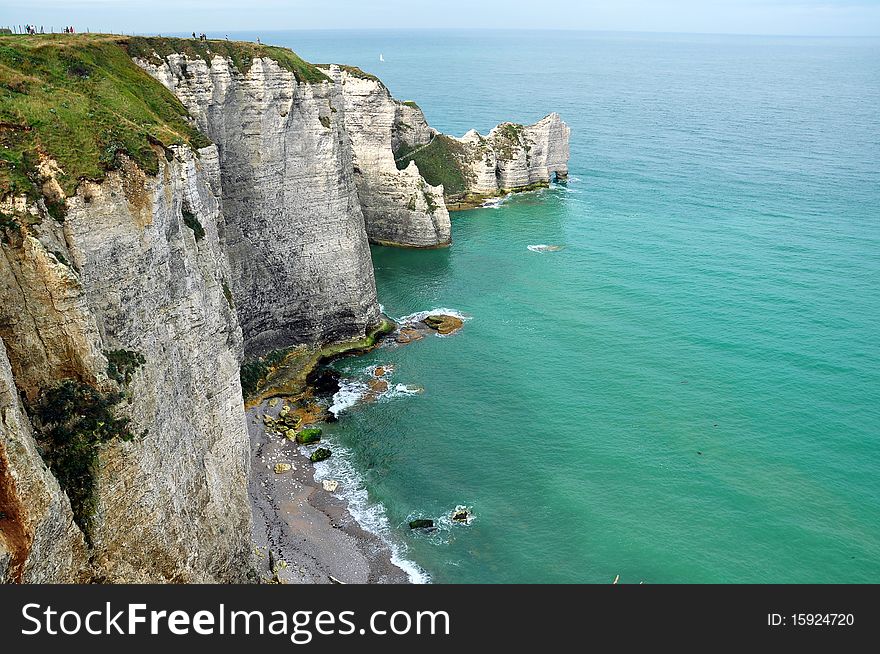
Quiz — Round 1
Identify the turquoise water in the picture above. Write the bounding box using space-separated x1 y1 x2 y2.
260 30 880 583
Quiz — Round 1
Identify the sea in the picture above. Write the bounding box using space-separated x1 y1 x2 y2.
228 29 880 583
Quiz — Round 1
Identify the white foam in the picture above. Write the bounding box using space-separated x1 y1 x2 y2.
396 307 471 325
405 505 476 547
385 383 423 399
306 442 431 584
329 379 369 418
527 244 564 253
481 196 509 208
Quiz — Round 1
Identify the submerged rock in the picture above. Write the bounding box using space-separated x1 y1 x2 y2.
423 314 464 335
310 448 332 463
296 428 323 445
396 327 426 344
409 519 435 530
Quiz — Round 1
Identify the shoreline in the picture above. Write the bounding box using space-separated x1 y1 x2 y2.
247 396 410 584
244 311 466 584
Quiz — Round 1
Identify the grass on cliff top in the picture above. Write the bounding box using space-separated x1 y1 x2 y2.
323 63 381 83
0 34 210 204
394 134 469 197
125 36 330 84
0 34 329 206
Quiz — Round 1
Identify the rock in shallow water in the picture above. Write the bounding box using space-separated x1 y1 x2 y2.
409 519 435 530
322 480 339 492
310 448 332 463
396 327 426 344
423 315 464 335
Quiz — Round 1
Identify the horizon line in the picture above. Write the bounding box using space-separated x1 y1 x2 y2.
3 26 879 40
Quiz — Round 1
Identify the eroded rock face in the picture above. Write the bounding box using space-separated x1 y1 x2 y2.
138 56 383 354
395 113 571 207
327 67 451 248
488 113 571 190
0 146 253 583
0 197 107 403
455 113 571 194
0 342 89 584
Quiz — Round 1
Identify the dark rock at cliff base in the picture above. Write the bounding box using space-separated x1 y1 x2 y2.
409 519 435 530
310 448 333 463
309 368 342 396
423 315 464 335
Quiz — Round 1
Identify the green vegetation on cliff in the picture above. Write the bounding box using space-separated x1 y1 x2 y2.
33 379 137 534
394 135 469 196
0 34 210 209
0 34 329 211
104 349 146 386
492 122 529 159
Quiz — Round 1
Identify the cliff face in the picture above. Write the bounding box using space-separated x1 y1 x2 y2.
137 55 383 352
327 67 450 248
1 146 252 583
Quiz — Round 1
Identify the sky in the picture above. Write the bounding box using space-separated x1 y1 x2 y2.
3 0 880 37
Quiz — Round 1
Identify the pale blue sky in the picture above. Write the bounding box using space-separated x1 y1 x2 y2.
3 0 880 36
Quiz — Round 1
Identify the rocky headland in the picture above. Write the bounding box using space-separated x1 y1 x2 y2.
0 34 568 583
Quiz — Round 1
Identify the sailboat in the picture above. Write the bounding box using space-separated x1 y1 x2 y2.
379 53 385 62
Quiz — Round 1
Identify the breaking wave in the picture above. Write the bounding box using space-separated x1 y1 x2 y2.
305 442 431 584
527 244 564 253
329 379 369 418
396 307 471 325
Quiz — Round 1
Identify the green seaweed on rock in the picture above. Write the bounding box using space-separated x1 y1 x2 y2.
296 428 323 445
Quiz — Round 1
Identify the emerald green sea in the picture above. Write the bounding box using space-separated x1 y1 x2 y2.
244 30 880 583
